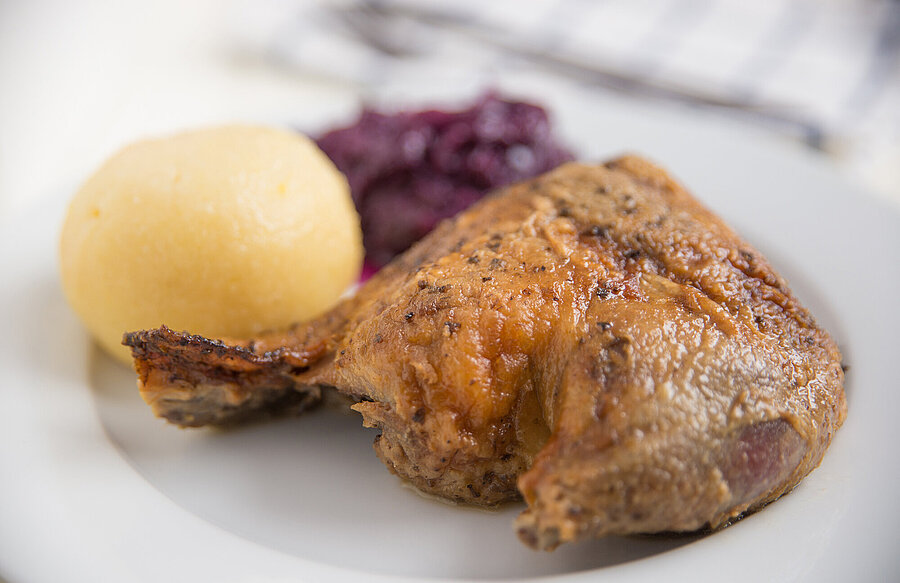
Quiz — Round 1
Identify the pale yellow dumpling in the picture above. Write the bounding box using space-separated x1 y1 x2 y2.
60 125 363 365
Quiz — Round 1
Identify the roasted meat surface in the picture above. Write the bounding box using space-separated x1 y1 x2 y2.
125 156 846 550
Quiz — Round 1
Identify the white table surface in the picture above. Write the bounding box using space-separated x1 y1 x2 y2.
2 0 899 224
0 0 353 221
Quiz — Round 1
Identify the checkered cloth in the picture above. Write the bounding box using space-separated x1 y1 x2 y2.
235 0 900 197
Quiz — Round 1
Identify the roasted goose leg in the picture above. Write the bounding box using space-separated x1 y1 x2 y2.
125 156 846 550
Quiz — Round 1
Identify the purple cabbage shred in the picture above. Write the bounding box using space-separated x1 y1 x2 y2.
315 92 575 274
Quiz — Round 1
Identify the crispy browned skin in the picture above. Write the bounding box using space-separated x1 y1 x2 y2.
124 156 846 550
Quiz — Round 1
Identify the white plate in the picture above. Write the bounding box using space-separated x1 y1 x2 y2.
2 90 899 583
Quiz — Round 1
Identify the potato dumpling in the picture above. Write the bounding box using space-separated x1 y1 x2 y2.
60 125 363 365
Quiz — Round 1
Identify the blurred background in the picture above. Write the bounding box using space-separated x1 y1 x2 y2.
1 0 898 219
1 3 898 582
